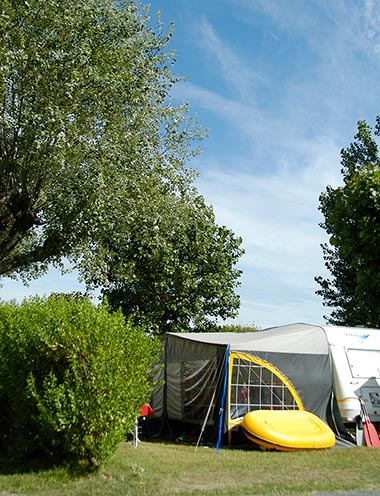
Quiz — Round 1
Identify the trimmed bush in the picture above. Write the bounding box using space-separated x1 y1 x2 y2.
0 294 158 471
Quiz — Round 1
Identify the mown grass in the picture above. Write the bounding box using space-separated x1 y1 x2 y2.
1 441 380 495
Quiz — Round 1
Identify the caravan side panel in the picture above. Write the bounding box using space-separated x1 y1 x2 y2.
324 327 380 422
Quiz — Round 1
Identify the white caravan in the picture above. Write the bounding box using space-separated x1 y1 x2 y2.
324 326 380 423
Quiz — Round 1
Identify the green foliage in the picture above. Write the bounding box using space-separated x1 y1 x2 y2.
98 194 244 336
0 295 158 470
316 117 380 326
0 0 203 278
217 323 259 332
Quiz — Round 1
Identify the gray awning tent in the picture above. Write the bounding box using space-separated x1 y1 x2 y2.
151 323 358 446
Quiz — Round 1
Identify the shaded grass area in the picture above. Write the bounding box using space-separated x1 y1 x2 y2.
1 441 380 495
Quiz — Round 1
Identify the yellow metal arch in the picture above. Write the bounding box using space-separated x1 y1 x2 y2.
228 351 304 432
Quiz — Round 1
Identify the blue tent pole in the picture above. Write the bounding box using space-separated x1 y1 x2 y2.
216 344 230 453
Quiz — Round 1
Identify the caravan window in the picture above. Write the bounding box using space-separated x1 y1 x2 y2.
229 352 303 421
346 348 380 378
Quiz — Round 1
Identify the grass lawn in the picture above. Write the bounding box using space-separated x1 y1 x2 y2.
1 441 380 495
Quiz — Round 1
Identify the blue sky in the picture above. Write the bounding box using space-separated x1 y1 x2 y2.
1 0 380 328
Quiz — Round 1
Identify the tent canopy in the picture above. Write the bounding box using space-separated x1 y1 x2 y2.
166 323 329 354
152 323 352 445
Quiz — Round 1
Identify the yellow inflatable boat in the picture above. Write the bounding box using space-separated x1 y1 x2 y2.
241 410 336 451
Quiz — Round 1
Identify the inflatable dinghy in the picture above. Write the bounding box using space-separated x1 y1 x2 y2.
242 410 335 451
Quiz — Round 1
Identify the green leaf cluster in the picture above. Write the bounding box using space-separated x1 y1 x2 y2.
217 323 259 332
316 117 380 326
0 0 203 278
94 193 244 335
0 295 158 471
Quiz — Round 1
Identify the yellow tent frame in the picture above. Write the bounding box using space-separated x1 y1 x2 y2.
227 351 304 439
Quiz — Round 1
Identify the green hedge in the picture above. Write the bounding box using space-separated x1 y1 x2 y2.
0 295 158 471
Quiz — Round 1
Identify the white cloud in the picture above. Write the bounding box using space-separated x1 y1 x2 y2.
232 0 380 59
176 80 346 175
197 153 337 269
192 17 261 102
362 0 380 53
193 130 342 327
172 59 346 327
174 82 267 140
177 0 380 327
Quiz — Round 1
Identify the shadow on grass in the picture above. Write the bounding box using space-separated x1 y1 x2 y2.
0 450 99 476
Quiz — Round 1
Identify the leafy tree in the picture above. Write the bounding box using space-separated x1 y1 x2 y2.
0 0 201 279
96 193 244 335
316 118 380 326
0 0 243 330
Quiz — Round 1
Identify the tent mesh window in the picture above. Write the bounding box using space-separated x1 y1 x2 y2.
230 355 299 419
183 357 218 422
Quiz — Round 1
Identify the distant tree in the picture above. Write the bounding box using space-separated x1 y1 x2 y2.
316 118 380 326
218 323 259 332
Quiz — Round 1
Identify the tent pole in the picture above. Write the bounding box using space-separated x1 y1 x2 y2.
195 387 217 450
216 344 230 453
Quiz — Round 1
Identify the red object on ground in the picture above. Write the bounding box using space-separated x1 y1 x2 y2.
140 403 154 417
360 398 380 447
